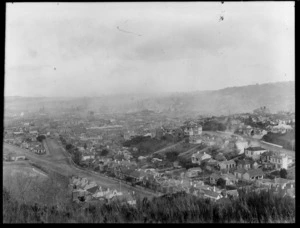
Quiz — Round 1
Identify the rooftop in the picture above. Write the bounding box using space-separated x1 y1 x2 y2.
245 147 267 151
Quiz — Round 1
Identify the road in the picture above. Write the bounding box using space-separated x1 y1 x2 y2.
203 131 295 159
3 141 159 199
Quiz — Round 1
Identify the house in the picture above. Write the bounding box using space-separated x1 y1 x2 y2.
189 135 202 144
260 151 288 170
186 167 202 178
273 178 294 189
29 130 39 135
226 189 239 198
12 155 26 161
234 168 247 179
236 159 252 170
221 173 238 185
215 153 227 162
244 146 267 160
255 178 276 188
202 189 223 201
152 158 163 163
271 123 293 134
82 155 95 161
242 168 264 181
207 158 218 166
218 160 236 171
191 151 211 165
210 173 222 185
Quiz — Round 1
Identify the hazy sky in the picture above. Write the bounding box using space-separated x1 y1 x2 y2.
5 2 294 97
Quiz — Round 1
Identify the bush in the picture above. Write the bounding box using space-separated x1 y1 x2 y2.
165 151 179 162
279 168 288 179
36 135 46 142
2 187 295 223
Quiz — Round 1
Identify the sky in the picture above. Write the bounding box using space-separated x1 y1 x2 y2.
5 2 294 97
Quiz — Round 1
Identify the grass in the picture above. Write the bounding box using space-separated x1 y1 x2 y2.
3 187 295 223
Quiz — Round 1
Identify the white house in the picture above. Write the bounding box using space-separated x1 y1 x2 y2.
191 151 211 165
82 155 95 161
244 146 267 160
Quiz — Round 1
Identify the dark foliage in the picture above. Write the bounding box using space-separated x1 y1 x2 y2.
36 135 46 142
262 132 295 151
3 187 295 223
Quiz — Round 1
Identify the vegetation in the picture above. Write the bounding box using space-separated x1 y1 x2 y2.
36 135 46 142
262 131 295 151
202 120 226 131
3 187 295 223
99 149 109 157
279 169 288 179
123 136 172 157
165 151 179 162
216 178 226 189
177 156 199 169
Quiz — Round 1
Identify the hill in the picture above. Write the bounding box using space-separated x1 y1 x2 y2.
4 81 295 116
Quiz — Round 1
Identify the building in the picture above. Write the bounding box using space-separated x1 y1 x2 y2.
260 151 288 170
186 167 203 178
242 168 264 181
244 146 268 160
210 173 222 185
191 151 211 165
236 159 252 170
218 160 236 171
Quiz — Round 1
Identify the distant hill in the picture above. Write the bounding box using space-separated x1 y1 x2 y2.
4 81 295 116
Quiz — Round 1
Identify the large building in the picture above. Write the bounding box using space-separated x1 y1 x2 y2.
244 146 268 160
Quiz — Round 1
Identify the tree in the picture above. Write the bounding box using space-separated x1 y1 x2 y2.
36 135 46 142
279 168 288 179
216 178 226 189
100 149 109 157
66 144 73 151
73 150 82 165
165 151 179 162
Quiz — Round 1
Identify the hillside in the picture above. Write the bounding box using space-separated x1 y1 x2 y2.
4 81 295 116
3 188 295 223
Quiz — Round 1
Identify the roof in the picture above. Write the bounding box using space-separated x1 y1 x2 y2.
261 151 275 157
87 186 99 194
235 168 247 174
203 189 222 198
129 170 142 178
237 159 252 165
222 173 236 180
219 160 236 165
245 147 266 151
188 167 202 172
226 190 239 196
210 173 222 180
246 168 264 177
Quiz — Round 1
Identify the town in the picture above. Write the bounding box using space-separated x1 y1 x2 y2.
3 105 295 205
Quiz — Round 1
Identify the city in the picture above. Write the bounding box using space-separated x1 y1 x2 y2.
4 1 295 223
